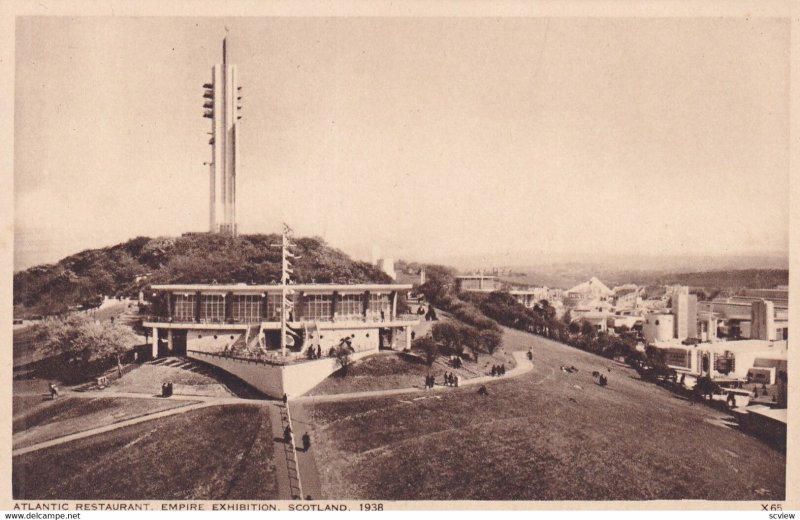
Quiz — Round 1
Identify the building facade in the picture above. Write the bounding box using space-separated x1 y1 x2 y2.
142 283 418 397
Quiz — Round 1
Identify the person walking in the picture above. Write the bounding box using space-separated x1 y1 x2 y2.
282 393 288 405
49 383 59 400
284 425 293 444
302 432 311 452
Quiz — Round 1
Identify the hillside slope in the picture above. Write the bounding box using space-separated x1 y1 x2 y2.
14 234 391 316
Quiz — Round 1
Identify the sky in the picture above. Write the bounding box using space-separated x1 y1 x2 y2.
14 16 790 271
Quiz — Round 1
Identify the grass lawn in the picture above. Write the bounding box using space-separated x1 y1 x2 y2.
13 397 194 449
307 317 518 396
111 358 258 397
13 404 278 500
307 353 431 395
304 327 786 500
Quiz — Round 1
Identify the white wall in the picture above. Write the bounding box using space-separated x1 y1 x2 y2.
188 348 378 398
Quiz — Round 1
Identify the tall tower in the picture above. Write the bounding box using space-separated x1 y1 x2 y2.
203 36 242 235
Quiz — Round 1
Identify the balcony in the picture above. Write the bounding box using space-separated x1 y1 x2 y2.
143 313 420 326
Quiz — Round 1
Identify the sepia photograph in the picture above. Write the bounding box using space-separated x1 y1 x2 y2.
2 2 796 510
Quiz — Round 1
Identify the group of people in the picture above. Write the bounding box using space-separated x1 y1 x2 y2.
449 355 463 369
490 364 506 377
423 372 461 388
590 370 609 387
306 344 323 360
442 371 460 387
283 425 312 452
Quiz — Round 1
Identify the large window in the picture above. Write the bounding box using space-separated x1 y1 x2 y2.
233 294 262 322
200 294 226 322
367 293 390 321
665 348 690 368
174 293 195 322
304 294 333 321
266 293 283 321
337 293 363 320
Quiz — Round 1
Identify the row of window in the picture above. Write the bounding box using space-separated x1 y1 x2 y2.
170 292 392 322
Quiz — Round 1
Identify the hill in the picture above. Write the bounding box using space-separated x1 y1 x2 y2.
13 234 392 317
498 268 788 291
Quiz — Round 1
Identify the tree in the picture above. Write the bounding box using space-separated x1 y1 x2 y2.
37 314 138 380
334 342 354 376
567 319 581 335
479 329 502 356
580 320 598 341
415 335 439 370
431 321 463 355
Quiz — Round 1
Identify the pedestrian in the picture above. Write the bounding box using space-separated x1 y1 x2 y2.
491 365 497 377
49 383 59 400
302 432 311 451
424 375 430 389
282 393 288 405
527 350 533 361
411 331 416 341
284 425 293 444
454 374 460 387
316 344 322 359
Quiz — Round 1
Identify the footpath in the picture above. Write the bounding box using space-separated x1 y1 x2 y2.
13 351 534 500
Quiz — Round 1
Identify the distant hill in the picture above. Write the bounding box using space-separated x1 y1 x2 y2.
14 234 392 317
643 269 789 291
498 268 788 292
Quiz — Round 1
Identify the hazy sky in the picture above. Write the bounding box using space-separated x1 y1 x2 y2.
14 17 790 270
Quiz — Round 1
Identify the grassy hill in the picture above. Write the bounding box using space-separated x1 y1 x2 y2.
14 234 392 317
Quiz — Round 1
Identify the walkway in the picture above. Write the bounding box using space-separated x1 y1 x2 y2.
12 393 267 457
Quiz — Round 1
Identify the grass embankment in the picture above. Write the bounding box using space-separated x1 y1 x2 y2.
305 328 785 501
307 353 430 395
308 315 516 396
13 397 194 450
110 357 267 399
13 405 278 500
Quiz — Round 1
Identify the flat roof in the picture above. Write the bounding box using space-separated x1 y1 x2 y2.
151 283 412 293
455 275 498 279
744 405 787 424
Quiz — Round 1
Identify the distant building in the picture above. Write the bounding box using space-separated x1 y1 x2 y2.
672 293 698 340
649 338 787 385
455 275 504 293
564 277 613 307
643 312 675 343
751 299 776 341
741 288 788 301
509 287 551 308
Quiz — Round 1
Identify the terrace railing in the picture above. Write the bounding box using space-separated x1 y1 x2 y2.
145 313 421 325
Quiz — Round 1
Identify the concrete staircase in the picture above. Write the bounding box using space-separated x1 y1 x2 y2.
278 403 304 499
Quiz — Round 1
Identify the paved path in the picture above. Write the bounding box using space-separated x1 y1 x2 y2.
13 351 533 470
12 395 267 457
